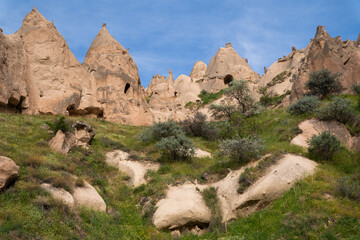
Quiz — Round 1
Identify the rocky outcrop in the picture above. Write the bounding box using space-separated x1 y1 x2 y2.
41 180 106 211
0 156 20 190
106 150 160 187
83 24 153 126
201 43 260 92
291 119 360 151
190 61 207 80
152 154 317 230
49 121 96 154
290 26 360 103
153 183 212 229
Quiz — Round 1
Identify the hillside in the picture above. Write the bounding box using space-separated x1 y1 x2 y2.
1 93 360 239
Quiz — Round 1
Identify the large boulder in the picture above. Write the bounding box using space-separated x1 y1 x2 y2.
0 156 20 190
72 181 106 212
72 121 96 148
40 183 75 207
153 183 212 229
49 130 77 154
83 24 153 126
291 119 360 151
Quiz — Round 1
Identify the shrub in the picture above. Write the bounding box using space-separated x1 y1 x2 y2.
287 96 320 115
219 137 263 163
209 104 237 120
307 131 341 161
305 69 344 99
198 89 224 105
201 187 223 232
335 176 360 201
140 120 195 161
155 134 195 161
180 112 219 140
45 116 71 134
317 97 354 124
139 120 183 142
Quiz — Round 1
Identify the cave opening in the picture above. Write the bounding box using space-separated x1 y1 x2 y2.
124 83 130 94
224 74 233 85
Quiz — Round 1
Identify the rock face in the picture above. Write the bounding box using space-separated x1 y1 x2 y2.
145 71 203 121
0 156 20 190
83 25 153 126
49 121 96 154
201 43 260 92
290 26 360 103
190 61 207 80
153 183 212 229
40 183 75 207
0 7 101 116
291 119 360 151
106 150 160 187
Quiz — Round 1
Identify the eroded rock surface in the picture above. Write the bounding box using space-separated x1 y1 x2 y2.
106 150 160 187
72 181 106 212
40 183 75 207
291 119 360 151
0 156 20 190
190 61 207 80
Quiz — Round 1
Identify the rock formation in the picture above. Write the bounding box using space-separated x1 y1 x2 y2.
200 43 260 92
0 156 20 190
190 61 207 80
0 7 101 116
291 119 360 151
83 25 153 125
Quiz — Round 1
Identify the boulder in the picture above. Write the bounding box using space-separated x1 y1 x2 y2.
194 148 211 158
72 181 106 212
153 183 212 229
72 121 96 148
49 130 76 154
106 150 159 187
0 156 20 190
83 24 153 126
291 118 360 151
40 183 75 207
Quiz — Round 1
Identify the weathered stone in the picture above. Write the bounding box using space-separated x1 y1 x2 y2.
72 181 106 212
190 61 207 80
40 183 75 207
49 130 76 154
0 156 20 190
72 121 96 148
83 25 153 126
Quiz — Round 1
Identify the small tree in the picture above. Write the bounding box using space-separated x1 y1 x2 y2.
219 137 263 163
139 120 183 142
305 69 344 99
224 80 254 113
308 131 341 161
287 96 320 115
209 104 237 120
180 112 218 140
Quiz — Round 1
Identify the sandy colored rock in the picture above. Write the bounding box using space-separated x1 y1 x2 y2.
201 43 260 92
291 118 360 151
40 183 75 207
72 181 106 212
106 150 160 187
0 156 20 190
83 25 153 126
153 182 212 229
190 61 207 80
72 121 96 148
194 148 211 158
290 26 360 103
49 130 76 154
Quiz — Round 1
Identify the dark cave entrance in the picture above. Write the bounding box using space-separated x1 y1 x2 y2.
124 83 130 94
224 74 233 85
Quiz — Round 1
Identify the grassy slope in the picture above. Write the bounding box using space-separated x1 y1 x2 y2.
0 95 360 239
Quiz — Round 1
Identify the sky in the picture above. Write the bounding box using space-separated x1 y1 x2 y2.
0 0 359 87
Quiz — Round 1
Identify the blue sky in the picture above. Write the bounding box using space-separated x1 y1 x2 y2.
0 0 359 87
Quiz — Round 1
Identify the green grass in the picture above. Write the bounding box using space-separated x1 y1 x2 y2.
185 89 225 109
1 94 360 239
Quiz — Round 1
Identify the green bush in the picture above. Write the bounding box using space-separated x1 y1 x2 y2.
335 176 360 201
198 89 224 105
139 120 183 142
140 120 195 161
155 134 195 161
305 69 344 99
219 137 263 163
317 97 354 124
224 80 254 113
287 96 320 115
209 104 237 120
45 116 71 134
307 131 341 161
180 112 219 140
